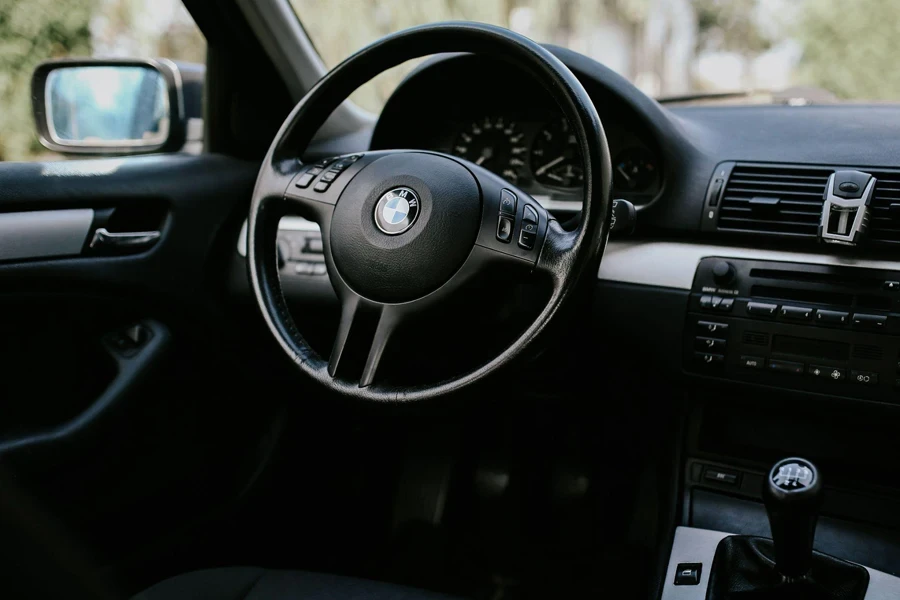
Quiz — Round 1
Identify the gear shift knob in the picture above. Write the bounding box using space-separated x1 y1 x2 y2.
762 457 823 578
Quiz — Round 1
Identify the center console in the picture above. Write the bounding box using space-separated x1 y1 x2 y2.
685 257 900 404
671 258 900 598
661 457 898 600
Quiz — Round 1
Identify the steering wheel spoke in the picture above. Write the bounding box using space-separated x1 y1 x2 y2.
533 218 580 287
327 287 403 388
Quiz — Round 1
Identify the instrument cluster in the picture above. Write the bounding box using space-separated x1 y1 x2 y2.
445 114 661 204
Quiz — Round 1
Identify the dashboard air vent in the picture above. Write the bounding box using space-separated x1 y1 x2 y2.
718 164 832 236
866 170 900 243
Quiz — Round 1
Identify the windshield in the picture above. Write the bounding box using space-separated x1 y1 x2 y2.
291 0 898 110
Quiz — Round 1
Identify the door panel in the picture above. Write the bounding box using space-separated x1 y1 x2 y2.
0 155 253 294
0 153 278 579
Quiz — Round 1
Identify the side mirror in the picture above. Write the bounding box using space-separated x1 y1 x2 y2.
31 59 186 156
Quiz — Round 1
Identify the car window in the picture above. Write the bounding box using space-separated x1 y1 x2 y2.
292 0 900 110
0 0 205 162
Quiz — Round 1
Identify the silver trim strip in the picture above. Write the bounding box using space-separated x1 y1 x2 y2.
662 527 730 600
662 526 900 600
275 216 320 232
0 209 94 261
867 567 900 600
533 195 581 212
598 241 900 289
237 216 321 257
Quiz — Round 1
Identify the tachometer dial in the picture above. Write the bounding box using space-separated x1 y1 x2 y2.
452 117 527 183
530 118 583 188
613 148 658 192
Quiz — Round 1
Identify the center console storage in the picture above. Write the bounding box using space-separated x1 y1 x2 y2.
685 257 900 405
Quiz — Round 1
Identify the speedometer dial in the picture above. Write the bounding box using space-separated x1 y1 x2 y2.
530 118 583 188
452 117 527 183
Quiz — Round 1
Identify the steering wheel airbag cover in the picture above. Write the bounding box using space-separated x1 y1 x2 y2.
330 152 481 303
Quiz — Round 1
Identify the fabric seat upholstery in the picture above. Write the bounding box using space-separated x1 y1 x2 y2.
133 567 458 600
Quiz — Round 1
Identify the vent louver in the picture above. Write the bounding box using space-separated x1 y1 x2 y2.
867 171 900 243
718 164 832 236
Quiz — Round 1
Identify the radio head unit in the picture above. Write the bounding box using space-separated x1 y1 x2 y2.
686 257 900 404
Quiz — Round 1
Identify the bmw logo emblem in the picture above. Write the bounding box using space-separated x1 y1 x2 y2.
374 187 420 235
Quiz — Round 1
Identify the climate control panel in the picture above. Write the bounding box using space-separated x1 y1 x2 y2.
685 257 900 405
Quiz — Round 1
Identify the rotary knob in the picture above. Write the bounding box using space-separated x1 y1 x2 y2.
712 260 735 285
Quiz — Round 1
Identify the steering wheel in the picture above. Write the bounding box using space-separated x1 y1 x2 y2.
247 22 612 402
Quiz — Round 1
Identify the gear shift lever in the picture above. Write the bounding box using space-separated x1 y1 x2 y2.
762 457 823 578
708 457 867 599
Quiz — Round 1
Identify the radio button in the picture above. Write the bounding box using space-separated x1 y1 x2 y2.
716 297 734 312
809 365 846 381
295 173 314 188
851 313 887 330
496 216 513 243
704 468 739 485
696 337 726 352
700 295 734 312
815 309 849 325
851 370 879 385
499 189 517 215
780 306 813 321
697 321 729 336
694 352 725 367
747 302 778 317
768 359 804 375
740 356 765 369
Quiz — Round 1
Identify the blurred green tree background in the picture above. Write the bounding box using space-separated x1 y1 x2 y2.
2 0 899 160
0 0 95 160
294 0 900 111
0 0 203 161
796 0 900 101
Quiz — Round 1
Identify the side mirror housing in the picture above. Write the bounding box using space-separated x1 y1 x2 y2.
31 58 186 156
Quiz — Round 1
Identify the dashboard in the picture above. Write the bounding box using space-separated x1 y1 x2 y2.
246 44 900 410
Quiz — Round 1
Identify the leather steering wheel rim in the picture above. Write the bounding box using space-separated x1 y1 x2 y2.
247 22 612 402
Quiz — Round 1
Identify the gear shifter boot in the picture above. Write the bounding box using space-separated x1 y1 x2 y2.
706 536 869 600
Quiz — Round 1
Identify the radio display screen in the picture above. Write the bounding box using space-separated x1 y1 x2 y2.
771 335 850 361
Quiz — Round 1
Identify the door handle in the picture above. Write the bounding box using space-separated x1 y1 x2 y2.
89 227 161 250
